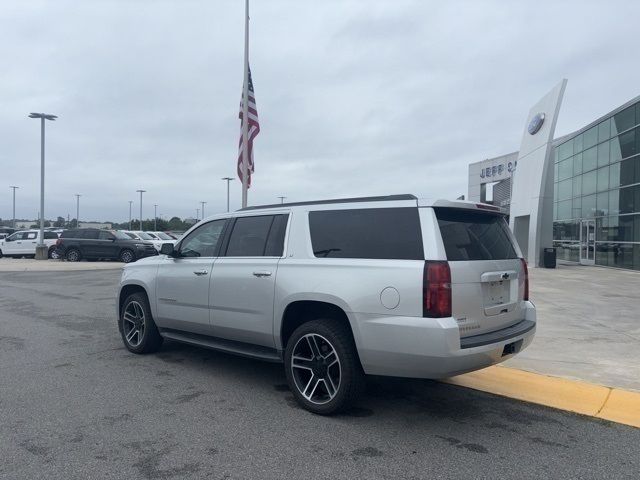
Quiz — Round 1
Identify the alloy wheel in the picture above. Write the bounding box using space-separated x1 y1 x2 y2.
122 301 145 347
290 333 341 405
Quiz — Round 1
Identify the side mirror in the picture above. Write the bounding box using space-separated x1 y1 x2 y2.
160 243 176 256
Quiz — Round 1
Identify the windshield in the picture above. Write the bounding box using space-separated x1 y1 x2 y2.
125 232 138 239
146 232 159 239
113 231 131 240
136 232 154 240
154 232 173 240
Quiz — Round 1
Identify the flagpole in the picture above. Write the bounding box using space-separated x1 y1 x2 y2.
241 0 250 208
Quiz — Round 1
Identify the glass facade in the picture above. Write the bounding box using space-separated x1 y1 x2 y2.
553 100 640 269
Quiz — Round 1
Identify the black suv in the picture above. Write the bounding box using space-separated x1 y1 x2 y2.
56 229 158 263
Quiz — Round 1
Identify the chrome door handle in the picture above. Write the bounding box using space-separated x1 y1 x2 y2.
193 270 208 276
253 271 272 277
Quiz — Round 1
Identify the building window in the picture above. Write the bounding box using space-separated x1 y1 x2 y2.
583 146 598 172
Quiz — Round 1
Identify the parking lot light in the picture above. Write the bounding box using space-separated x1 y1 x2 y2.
10 186 19 229
222 177 233 212
29 112 57 260
136 190 146 230
75 194 81 228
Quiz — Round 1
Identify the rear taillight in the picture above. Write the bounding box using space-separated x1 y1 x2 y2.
423 261 452 318
520 258 529 301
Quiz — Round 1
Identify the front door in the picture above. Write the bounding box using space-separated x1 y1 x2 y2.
155 219 227 335
579 219 595 265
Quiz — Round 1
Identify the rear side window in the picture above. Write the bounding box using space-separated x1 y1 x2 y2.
308 208 424 260
435 208 517 261
83 230 100 240
225 215 289 257
44 232 58 239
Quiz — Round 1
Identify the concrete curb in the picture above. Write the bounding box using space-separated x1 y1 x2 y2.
444 365 640 429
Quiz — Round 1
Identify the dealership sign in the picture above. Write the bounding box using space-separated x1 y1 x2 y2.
480 161 516 179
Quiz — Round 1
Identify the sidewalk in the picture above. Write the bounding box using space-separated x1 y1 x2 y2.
504 263 640 392
0 258 123 272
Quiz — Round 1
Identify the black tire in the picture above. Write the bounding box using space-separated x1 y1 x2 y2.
284 318 365 415
48 247 60 259
0 249 3 258
66 248 81 262
119 292 163 354
119 249 135 263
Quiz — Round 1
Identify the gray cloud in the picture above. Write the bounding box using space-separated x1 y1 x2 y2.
1 0 638 222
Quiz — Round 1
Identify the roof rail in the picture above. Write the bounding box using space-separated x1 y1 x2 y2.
239 194 417 211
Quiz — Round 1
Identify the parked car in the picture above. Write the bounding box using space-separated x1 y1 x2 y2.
123 230 164 252
57 229 158 263
116 194 535 414
147 231 177 243
0 229 59 258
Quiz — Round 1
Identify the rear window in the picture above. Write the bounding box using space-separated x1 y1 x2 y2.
309 208 424 260
435 208 517 261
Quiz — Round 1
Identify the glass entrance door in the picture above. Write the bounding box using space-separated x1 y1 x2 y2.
579 219 595 265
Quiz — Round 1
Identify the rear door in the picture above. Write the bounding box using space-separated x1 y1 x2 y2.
209 214 289 347
433 207 525 337
21 231 38 255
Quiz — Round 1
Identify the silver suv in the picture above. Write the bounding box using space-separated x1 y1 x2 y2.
117 194 535 414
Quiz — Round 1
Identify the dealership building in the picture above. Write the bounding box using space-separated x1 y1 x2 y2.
469 81 640 271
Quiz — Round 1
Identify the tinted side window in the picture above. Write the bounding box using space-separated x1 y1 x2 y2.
225 215 275 257
44 232 58 239
83 230 100 240
26 232 37 240
265 215 289 256
435 208 517 261
99 231 115 240
309 208 424 260
179 220 226 257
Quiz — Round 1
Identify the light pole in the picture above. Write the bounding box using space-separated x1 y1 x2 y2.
128 200 133 230
278 196 286 204
222 177 233 212
29 112 57 260
200 201 207 220
9 186 18 229
136 189 145 230
154 204 158 231
74 194 81 228
196 208 200 221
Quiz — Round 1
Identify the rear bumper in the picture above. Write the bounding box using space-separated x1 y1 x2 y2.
354 301 536 378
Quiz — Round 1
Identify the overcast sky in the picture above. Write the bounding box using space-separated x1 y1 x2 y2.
1 0 639 222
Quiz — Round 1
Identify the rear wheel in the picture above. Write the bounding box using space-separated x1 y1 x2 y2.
48 247 60 259
66 248 81 262
284 318 364 415
119 249 135 263
119 292 163 354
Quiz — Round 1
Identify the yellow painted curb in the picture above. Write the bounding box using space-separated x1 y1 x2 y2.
597 389 640 428
443 365 640 429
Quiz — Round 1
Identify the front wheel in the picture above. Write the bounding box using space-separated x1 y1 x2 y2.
284 318 365 415
119 292 163 354
48 247 60 259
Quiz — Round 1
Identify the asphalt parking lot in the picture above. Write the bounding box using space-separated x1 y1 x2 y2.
1 270 639 480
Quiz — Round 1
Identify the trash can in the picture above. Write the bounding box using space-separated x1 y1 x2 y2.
542 247 556 268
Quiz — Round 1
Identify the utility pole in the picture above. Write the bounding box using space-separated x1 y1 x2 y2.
136 189 145 230
200 201 206 220
9 186 18 229
75 194 81 229
222 177 233 212
196 208 200 221
128 200 133 230
154 204 158 231
278 196 286 204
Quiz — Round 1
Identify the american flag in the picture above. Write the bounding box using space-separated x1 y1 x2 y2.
237 67 260 187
